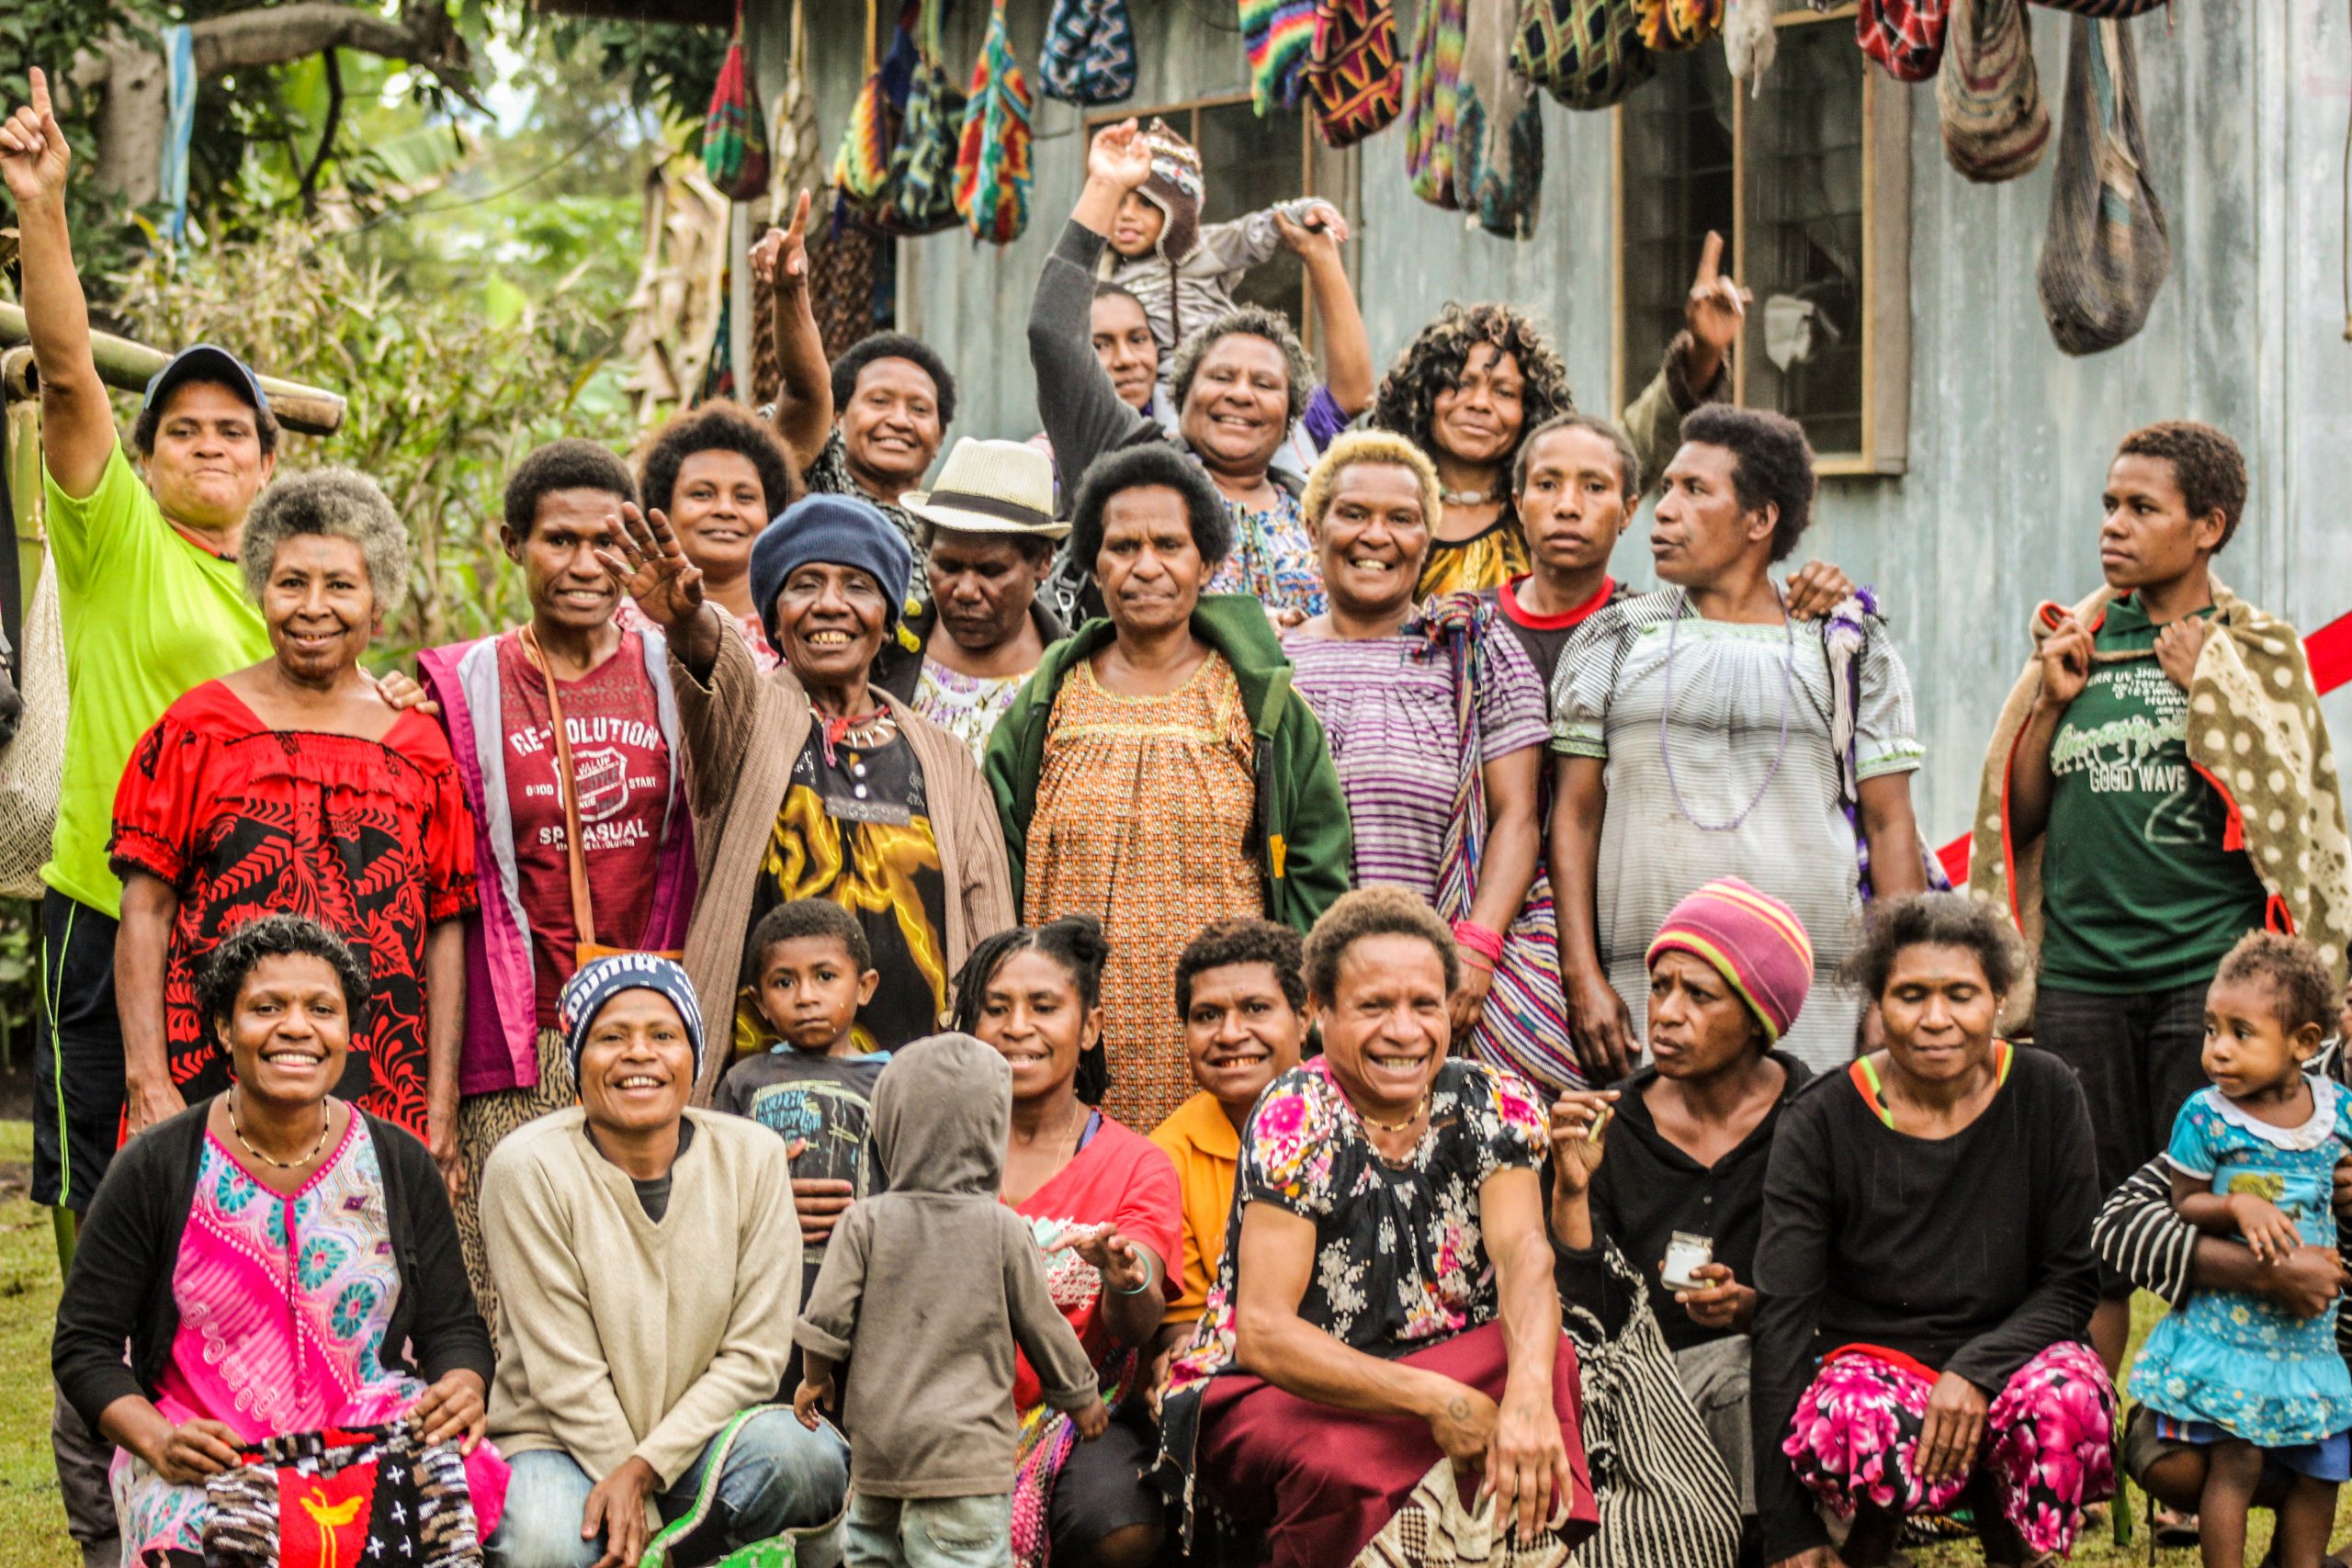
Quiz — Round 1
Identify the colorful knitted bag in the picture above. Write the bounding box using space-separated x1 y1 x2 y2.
202 1425 485 1568
832 0 899 210
955 0 1035 244
1858 0 1951 83
1456 0 1543 239
1631 0 1724 51
702 1 770 201
1306 0 1402 146
878 0 967 233
1937 0 2047 182
1241 0 1319 114
1513 0 1655 112
1403 0 1465 208
1040 0 1137 106
2030 0 2170 15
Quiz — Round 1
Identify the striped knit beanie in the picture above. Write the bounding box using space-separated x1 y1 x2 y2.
560 953 707 1088
1645 877 1813 1044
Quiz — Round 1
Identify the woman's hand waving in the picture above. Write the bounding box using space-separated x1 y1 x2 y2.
597 502 706 631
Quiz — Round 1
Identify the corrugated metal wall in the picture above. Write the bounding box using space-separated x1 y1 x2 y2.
778 0 2352 847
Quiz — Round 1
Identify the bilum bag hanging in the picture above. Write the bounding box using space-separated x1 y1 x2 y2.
1936 0 2047 182
1857 0 1951 84
955 0 1035 244
2036 15 2169 355
877 0 967 234
1306 0 1403 147
0 537 64 899
1040 0 1136 106
833 0 903 212
702 0 771 201
1241 0 1319 114
1513 0 1656 114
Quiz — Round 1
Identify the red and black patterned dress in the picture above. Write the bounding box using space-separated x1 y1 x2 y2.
109 682 478 1136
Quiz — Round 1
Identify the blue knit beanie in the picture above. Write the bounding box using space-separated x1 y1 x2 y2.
749 494 916 651
559 953 707 1088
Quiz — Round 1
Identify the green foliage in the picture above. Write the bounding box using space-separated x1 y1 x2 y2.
106 216 639 659
541 15 729 154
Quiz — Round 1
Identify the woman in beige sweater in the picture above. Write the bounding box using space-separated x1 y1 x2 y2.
481 954 849 1568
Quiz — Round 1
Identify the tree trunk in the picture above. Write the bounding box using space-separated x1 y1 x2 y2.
70 2 477 209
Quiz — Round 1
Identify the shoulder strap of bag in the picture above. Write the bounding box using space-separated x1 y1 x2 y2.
519 625 601 952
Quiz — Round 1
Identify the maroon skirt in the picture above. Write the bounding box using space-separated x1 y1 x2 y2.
1196 1321 1599 1568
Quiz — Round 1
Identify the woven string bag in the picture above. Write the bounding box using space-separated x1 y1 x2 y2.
701 0 771 200
0 541 64 900
955 0 1035 245
1241 0 1320 114
1513 0 1656 113
1937 0 2047 182
1403 0 1466 209
1306 0 1404 146
832 0 899 211
877 0 967 233
1858 0 1950 83
2036 15 2169 355
1040 0 1136 106
1456 0 1543 238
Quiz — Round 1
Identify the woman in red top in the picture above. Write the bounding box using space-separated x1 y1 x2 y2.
112 468 476 1190
953 914 1182 1568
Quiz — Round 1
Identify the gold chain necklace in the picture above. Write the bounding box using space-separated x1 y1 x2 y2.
1358 1090 1430 1134
228 1089 334 1171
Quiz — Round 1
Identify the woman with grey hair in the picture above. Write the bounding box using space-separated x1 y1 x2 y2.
111 466 479 1192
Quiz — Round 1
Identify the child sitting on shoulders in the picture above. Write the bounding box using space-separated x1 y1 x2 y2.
1101 117 1348 358
2129 931 2352 1568
714 899 890 1314
797 1033 1105 1568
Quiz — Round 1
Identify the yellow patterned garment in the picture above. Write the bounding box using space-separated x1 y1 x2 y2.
1025 653 1265 1130
735 727 950 1056
1416 512 1532 600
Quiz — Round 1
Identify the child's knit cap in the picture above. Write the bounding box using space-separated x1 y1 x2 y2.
1135 118 1204 263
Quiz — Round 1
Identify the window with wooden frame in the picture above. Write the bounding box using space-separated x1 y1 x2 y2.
1085 95 1356 352
1615 4 1910 474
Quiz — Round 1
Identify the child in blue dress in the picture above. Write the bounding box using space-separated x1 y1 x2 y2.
2130 931 2352 1568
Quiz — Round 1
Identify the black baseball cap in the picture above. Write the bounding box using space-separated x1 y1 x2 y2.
141 344 271 420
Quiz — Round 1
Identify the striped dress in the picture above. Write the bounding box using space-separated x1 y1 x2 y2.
1283 619 1549 899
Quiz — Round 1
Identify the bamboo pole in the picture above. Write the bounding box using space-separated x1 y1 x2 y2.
0 301 345 435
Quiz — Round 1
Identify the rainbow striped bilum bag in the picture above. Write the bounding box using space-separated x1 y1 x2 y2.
955 0 1035 244
1241 0 1318 114
701 0 770 201
877 0 967 234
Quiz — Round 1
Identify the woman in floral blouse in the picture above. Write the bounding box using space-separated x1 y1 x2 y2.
1156 887 1596 1568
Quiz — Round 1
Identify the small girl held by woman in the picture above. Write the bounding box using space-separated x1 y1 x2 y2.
2130 930 2352 1568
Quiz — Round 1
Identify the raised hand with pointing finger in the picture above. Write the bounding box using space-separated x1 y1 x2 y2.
1683 231 1752 391
0 68 71 208
751 188 814 290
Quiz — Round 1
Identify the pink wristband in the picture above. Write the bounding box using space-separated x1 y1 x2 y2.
1451 919 1505 965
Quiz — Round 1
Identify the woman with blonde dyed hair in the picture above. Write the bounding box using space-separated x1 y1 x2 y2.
1283 433 1579 1091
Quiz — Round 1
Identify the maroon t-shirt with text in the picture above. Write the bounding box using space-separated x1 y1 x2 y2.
496 632 672 1020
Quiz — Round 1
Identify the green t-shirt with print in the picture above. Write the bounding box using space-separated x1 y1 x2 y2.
2037 594 2270 993
41 443 270 919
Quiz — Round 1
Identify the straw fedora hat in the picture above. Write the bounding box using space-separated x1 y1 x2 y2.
901 438 1069 540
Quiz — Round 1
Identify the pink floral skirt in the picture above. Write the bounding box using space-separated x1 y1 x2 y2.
1782 1340 2117 1556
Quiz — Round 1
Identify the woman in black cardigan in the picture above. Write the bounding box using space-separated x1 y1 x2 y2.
53 915 496 1566
1751 894 2115 1568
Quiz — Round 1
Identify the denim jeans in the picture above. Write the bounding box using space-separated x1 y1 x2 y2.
487 1410 848 1568
841 1493 1012 1568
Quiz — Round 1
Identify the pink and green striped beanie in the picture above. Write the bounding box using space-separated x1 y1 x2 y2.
1645 877 1814 1044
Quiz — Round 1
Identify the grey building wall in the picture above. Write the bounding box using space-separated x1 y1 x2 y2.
810 0 2349 849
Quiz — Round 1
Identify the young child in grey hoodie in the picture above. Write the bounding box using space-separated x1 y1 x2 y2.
795 1032 1105 1567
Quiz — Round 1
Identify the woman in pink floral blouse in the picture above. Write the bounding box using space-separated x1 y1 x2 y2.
1154 886 1596 1568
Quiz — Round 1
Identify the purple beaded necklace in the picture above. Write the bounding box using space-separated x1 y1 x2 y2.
1658 586 1796 832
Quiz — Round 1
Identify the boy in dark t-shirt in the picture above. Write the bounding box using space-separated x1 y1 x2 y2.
715 900 891 1316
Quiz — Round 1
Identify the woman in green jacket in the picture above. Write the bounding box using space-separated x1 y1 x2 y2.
987 444 1351 1132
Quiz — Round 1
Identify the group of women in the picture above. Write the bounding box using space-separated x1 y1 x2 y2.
6 78 2148 1568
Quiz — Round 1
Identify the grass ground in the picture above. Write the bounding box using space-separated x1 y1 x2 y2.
0 1117 2344 1568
